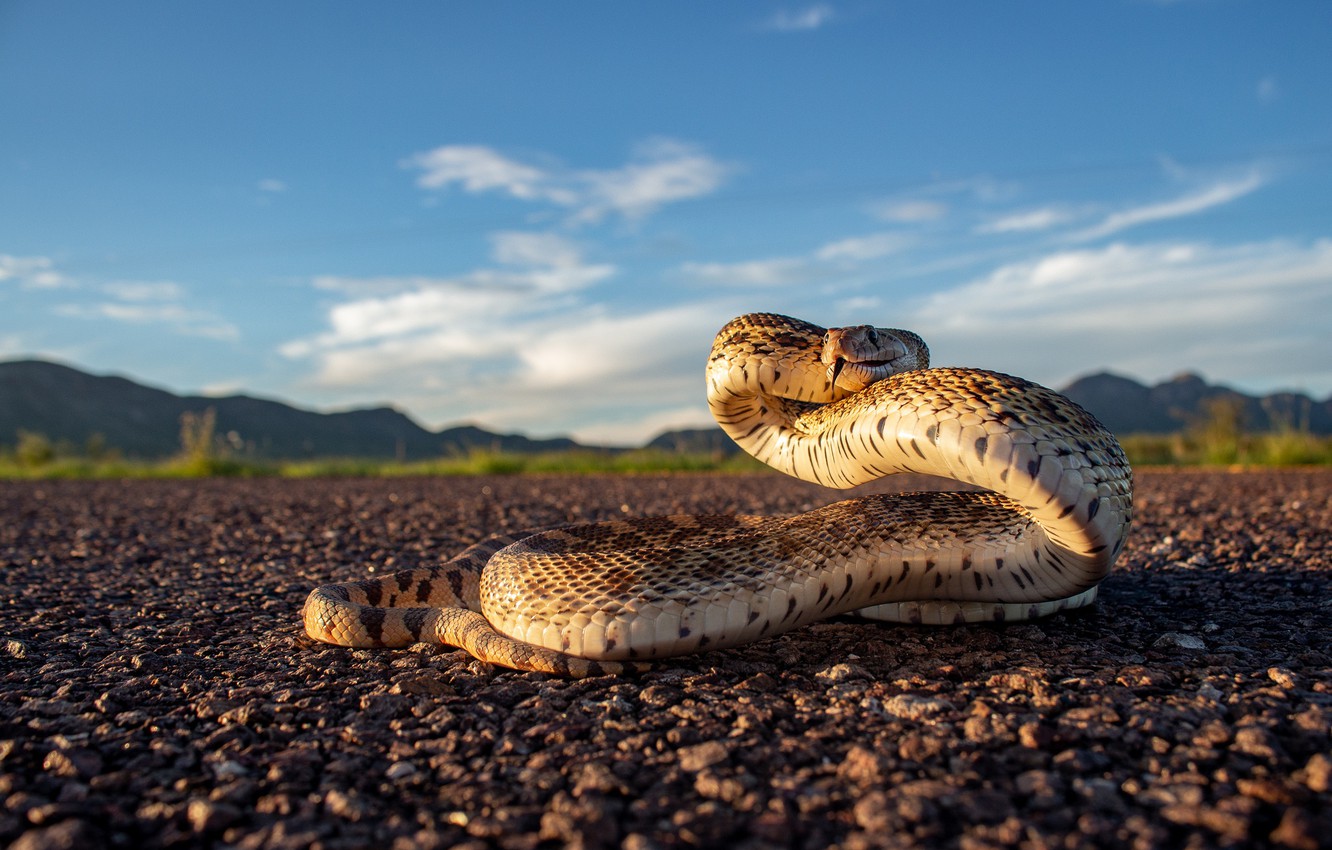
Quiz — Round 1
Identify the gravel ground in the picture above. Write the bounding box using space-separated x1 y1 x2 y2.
1 469 1329 850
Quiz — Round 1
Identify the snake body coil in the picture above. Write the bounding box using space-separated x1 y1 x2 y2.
303 313 1133 676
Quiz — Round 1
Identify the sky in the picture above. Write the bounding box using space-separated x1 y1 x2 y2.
2 2 1330 445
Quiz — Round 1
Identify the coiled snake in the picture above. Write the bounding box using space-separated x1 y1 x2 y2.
303 313 1133 676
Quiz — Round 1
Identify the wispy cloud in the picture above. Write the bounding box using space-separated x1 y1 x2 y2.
257 178 287 193
977 205 1084 234
283 230 618 384
310 232 611 302
283 279 729 442
405 146 572 203
50 274 238 341
762 4 835 32
402 138 731 225
680 256 815 287
101 281 185 301
0 254 69 289
908 238 1332 391
1071 172 1265 241
679 229 911 288
815 232 912 262
869 200 948 223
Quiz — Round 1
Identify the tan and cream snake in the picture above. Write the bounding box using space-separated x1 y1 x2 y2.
303 313 1133 676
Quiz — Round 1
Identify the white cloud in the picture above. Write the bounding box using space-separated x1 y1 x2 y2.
101 280 184 301
490 231 583 268
679 256 814 287
1072 172 1265 241
907 238 1332 393
0 254 68 289
574 139 730 224
258 178 287 193
401 139 730 224
870 200 948 223
403 145 573 204
978 206 1082 234
763 4 835 31
311 232 610 303
51 275 238 341
283 233 618 386
815 232 912 262
283 278 731 442
57 301 240 341
679 229 911 288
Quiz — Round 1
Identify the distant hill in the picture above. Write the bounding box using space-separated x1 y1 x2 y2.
644 371 1332 452
1061 371 1332 436
2 359 1328 461
0 359 579 460
643 427 744 456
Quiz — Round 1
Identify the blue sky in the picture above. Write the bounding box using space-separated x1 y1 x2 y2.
2 2 1330 444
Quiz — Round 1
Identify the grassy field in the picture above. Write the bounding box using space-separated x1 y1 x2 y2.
0 445 773 480
1 431 1330 479
8 390 1329 479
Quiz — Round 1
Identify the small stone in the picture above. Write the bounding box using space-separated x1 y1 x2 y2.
1073 777 1124 812
852 791 894 832
1301 753 1331 793
1270 807 1320 850
42 749 103 779
677 740 728 772
1231 726 1281 761
881 694 954 721
213 760 249 779
837 744 887 785
1018 721 1056 749
1236 778 1302 805
8 819 98 850
1153 632 1205 650
392 675 454 697
1267 667 1299 690
1197 683 1224 701
386 761 419 781
187 799 240 833
896 733 944 762
27 700 77 718
323 789 372 821
1015 770 1064 809
3 639 32 659
130 652 164 672
815 662 870 683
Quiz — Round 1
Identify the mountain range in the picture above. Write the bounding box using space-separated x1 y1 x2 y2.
2 358 1328 460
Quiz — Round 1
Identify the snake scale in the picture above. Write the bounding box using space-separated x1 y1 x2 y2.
303 313 1133 676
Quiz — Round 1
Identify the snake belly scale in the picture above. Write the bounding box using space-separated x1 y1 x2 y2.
303 313 1133 676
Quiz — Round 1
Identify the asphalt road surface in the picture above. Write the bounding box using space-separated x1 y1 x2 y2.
2 470 1329 849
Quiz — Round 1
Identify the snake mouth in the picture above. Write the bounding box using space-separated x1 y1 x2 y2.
828 357 847 386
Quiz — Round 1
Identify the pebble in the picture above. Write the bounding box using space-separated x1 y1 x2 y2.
677 741 729 772
1153 632 1206 650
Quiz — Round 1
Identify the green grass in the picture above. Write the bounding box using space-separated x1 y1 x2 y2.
1119 430 1332 467
2 433 1329 480
0 447 769 480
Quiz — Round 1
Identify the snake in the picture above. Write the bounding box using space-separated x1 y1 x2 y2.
303 312 1133 677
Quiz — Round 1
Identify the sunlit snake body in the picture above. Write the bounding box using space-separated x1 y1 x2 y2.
303 313 1133 676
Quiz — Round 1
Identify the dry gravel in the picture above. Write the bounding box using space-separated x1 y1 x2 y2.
1 469 1330 850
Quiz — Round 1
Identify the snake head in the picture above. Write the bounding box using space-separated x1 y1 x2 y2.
822 325 929 392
